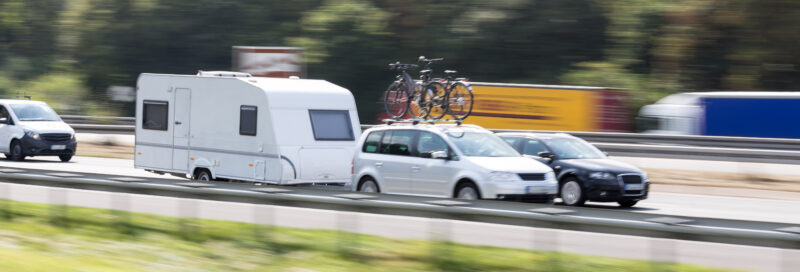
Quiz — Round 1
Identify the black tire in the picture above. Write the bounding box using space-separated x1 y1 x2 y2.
383 81 410 119
193 168 213 181
425 81 448 120
447 82 474 120
358 177 380 193
454 181 481 200
59 154 73 162
560 177 586 206
8 140 24 161
408 83 430 119
618 199 638 208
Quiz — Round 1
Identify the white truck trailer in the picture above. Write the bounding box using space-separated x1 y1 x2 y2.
134 71 361 184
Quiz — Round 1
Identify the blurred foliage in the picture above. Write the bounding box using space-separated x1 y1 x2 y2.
0 0 798 121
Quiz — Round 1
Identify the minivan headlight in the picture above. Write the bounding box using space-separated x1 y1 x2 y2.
589 172 616 181
546 171 557 184
489 171 520 182
25 130 40 140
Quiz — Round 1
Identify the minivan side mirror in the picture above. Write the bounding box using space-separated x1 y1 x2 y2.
0 117 8 124
431 150 449 160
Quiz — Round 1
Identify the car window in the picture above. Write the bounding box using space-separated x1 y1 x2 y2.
522 139 549 156
362 131 383 153
379 130 415 156
542 137 605 159
417 131 449 157
501 137 522 150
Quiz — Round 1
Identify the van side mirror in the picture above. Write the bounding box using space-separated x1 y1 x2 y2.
431 151 449 160
603 151 610 157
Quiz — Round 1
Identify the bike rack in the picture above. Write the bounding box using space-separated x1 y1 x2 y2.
383 118 464 126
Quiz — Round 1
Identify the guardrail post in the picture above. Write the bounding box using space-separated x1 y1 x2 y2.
332 193 376 260
644 217 694 272
48 188 69 228
111 192 133 235
0 183 11 220
529 208 574 271
251 187 292 253
425 200 471 268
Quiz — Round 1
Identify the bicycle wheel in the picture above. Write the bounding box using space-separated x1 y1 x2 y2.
425 81 448 120
446 82 474 120
383 81 410 119
408 82 430 119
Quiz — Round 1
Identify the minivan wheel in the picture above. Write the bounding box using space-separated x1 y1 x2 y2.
59 154 73 162
455 183 481 200
560 178 586 206
618 199 638 208
8 140 24 161
194 169 212 181
358 178 379 193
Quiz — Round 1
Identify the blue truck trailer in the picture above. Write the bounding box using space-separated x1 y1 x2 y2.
637 92 800 138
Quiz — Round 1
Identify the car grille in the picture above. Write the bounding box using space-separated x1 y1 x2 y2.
41 133 71 142
618 174 645 196
620 174 642 184
518 173 545 181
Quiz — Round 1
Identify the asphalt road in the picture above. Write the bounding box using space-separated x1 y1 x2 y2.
0 155 798 225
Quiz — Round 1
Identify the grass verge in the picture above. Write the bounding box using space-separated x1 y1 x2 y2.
0 199 741 272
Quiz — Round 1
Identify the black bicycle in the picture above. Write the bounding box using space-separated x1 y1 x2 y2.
425 69 474 120
384 62 419 119
408 56 443 118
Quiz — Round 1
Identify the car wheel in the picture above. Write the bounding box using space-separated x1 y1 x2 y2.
560 178 586 206
8 140 24 161
455 182 481 200
59 154 73 162
358 178 380 193
618 199 638 208
193 169 212 181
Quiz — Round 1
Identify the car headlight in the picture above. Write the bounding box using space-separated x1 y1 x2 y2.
25 130 40 140
641 172 649 181
589 172 616 181
489 171 521 182
546 171 557 184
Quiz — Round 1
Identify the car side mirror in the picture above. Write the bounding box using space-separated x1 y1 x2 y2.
0 117 8 124
537 152 555 163
431 150 449 160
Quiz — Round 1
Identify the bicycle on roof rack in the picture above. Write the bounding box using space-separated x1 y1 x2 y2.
384 56 473 121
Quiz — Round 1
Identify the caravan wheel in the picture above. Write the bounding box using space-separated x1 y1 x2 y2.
194 169 213 181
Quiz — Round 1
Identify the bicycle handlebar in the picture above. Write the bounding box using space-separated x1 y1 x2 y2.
418 56 444 64
388 61 419 71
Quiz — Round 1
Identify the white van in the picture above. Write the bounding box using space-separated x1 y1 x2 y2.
352 124 558 202
0 99 76 162
134 71 361 184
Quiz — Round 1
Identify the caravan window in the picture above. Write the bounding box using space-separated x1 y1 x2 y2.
309 110 355 141
142 100 168 131
239 105 257 136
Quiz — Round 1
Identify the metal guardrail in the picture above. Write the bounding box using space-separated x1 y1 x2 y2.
0 170 798 250
62 116 800 163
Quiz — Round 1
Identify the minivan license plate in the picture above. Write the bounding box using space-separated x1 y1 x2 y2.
625 184 643 190
525 186 542 194
51 145 66 150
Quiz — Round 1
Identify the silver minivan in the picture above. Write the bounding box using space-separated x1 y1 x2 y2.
351 124 557 202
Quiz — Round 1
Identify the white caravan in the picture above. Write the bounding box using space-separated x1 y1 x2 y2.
134 71 361 184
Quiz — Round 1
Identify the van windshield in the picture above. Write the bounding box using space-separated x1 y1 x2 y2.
445 131 520 157
10 104 61 121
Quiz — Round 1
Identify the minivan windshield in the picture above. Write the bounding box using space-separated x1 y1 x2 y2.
541 137 605 159
445 131 520 157
10 104 61 121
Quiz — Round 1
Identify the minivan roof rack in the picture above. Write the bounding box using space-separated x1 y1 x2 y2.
0 92 31 100
383 118 463 126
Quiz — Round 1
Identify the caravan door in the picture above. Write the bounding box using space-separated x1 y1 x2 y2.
172 88 191 172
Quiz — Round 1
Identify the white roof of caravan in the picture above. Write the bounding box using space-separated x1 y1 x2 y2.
240 76 355 109
655 91 800 105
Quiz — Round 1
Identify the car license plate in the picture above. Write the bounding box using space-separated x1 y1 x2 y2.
51 145 66 150
625 184 643 190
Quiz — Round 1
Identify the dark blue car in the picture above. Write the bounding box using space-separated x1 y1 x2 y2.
497 133 649 207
